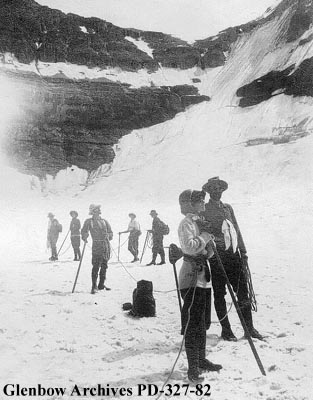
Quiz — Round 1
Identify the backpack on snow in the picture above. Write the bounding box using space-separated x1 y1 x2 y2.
123 280 156 318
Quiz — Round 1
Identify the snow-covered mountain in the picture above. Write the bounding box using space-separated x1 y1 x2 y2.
1 1 313 399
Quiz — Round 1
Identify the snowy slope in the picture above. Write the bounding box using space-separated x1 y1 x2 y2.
1 1 313 400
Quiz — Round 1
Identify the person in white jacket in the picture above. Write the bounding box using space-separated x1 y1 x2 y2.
120 213 141 262
178 189 222 384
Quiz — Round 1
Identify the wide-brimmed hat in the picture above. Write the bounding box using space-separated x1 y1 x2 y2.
202 176 228 193
47 212 54 218
89 204 101 215
149 210 158 216
129 213 136 218
70 210 78 217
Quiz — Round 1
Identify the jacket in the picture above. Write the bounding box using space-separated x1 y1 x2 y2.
152 216 164 238
47 218 60 241
70 218 81 237
202 199 246 253
178 213 213 290
81 217 113 257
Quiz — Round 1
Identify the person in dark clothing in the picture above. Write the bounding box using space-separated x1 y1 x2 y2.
81 204 113 294
69 210 81 261
146 210 165 266
201 177 263 341
47 212 61 261
120 213 141 262
178 189 222 383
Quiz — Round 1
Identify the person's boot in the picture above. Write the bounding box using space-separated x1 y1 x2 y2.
146 256 156 266
157 250 166 265
245 327 264 340
241 306 264 340
188 367 204 383
215 300 237 341
221 328 237 342
198 330 223 372
186 346 203 383
98 269 111 290
98 276 105 290
91 274 98 294
199 359 223 372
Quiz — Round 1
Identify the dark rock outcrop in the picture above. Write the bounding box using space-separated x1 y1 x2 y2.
2 0 312 75
1 69 210 177
236 57 313 107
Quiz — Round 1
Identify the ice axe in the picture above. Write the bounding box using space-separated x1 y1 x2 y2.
211 241 266 376
57 229 70 256
118 232 121 261
168 243 183 312
72 240 87 293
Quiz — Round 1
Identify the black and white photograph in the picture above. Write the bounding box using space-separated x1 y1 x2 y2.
0 0 312 399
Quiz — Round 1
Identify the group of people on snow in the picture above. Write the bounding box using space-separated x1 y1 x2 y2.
46 176 263 383
46 206 168 291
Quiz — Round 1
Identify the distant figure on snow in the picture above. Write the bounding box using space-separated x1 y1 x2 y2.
47 212 62 261
69 210 81 261
81 204 113 294
201 176 263 341
120 213 141 262
178 189 222 383
146 210 166 266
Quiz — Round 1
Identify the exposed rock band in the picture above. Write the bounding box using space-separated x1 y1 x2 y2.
46 176 263 383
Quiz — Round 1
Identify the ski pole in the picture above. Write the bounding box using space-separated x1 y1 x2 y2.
169 244 184 312
211 242 266 376
57 229 70 256
140 231 149 263
72 240 87 293
172 261 182 312
118 232 121 261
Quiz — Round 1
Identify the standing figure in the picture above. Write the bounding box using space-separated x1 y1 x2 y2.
47 212 62 261
81 204 113 294
178 189 222 383
120 213 141 262
202 176 263 341
146 210 166 266
69 210 81 261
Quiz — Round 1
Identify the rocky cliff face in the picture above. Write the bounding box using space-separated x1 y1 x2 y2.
2 0 312 72
1 68 209 177
2 0 313 179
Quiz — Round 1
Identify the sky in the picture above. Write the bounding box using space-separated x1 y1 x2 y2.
36 0 281 42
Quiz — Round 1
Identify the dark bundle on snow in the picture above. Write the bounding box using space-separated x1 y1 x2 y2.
123 280 156 318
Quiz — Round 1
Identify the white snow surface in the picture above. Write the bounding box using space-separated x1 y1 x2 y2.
0 52 221 93
1 6 313 400
125 36 154 59
79 26 88 34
